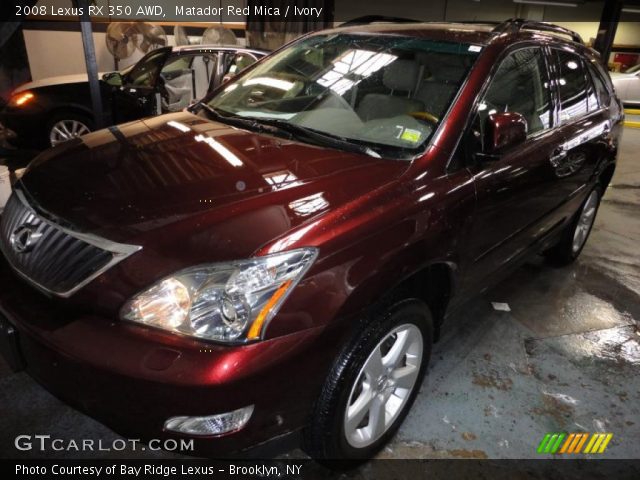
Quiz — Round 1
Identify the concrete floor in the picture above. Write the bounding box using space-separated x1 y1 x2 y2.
1 129 639 461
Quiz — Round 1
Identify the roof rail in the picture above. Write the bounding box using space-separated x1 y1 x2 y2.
340 16 420 27
492 18 584 44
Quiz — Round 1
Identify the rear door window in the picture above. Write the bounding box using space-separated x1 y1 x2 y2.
555 50 590 123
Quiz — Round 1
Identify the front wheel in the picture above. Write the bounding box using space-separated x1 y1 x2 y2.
47 113 93 147
545 185 601 266
303 299 433 461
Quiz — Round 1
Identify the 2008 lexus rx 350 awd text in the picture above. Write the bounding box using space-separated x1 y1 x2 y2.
0 20 623 460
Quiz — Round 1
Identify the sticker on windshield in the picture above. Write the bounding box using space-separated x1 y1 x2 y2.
400 128 422 144
468 45 482 52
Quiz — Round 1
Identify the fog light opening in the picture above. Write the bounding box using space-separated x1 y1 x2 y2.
163 405 254 436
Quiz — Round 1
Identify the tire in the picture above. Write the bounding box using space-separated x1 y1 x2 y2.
46 112 93 147
545 185 602 266
303 298 433 462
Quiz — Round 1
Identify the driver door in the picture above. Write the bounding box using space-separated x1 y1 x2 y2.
459 47 566 291
112 48 170 123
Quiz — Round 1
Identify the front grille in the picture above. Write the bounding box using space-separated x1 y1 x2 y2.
0 191 140 297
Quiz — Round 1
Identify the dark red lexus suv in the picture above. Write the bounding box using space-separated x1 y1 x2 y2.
0 19 623 460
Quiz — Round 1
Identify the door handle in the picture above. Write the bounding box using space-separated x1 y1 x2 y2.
550 147 567 167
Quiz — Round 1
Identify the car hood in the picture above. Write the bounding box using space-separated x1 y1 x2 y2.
13 73 111 93
19 111 407 263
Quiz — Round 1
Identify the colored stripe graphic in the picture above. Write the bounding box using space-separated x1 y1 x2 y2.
537 433 552 454
597 433 613 453
550 433 565 453
574 433 589 453
568 433 585 453
538 433 613 454
559 433 575 453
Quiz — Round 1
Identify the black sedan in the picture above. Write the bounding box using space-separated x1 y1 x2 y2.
0 45 266 148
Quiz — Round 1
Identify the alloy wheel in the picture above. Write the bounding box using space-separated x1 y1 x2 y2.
343 323 423 448
49 120 91 146
572 190 599 254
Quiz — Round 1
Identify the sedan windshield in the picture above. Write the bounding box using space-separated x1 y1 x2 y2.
204 33 480 159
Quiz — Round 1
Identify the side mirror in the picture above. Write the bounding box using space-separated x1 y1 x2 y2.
484 112 527 156
102 71 123 86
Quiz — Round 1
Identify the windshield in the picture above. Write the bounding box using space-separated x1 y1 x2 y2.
204 33 480 159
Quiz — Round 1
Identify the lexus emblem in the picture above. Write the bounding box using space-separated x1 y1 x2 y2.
9 224 42 254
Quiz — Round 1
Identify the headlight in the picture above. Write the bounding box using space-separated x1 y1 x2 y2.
8 91 35 107
121 248 317 343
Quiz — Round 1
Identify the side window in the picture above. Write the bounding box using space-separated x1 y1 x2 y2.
226 53 258 77
455 48 551 168
555 50 589 123
222 53 259 83
587 62 612 108
125 50 166 87
480 48 552 136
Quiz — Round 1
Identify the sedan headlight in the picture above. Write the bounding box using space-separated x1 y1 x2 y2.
121 248 317 343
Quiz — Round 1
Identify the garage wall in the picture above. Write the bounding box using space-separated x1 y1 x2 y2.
25 30 161 79
22 0 640 81
25 0 249 81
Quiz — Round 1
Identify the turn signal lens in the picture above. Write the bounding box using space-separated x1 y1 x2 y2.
9 91 34 107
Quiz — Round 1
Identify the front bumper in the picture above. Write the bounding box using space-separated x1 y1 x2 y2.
0 106 48 147
0 121 16 143
0 255 335 456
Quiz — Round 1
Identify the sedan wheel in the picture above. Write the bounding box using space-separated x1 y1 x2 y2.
49 119 91 146
344 324 423 448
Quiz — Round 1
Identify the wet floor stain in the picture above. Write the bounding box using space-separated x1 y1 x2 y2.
472 371 514 391
526 325 640 376
446 448 488 459
530 392 577 428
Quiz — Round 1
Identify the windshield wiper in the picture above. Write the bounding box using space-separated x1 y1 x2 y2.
194 102 296 139
256 118 382 159
195 103 381 158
